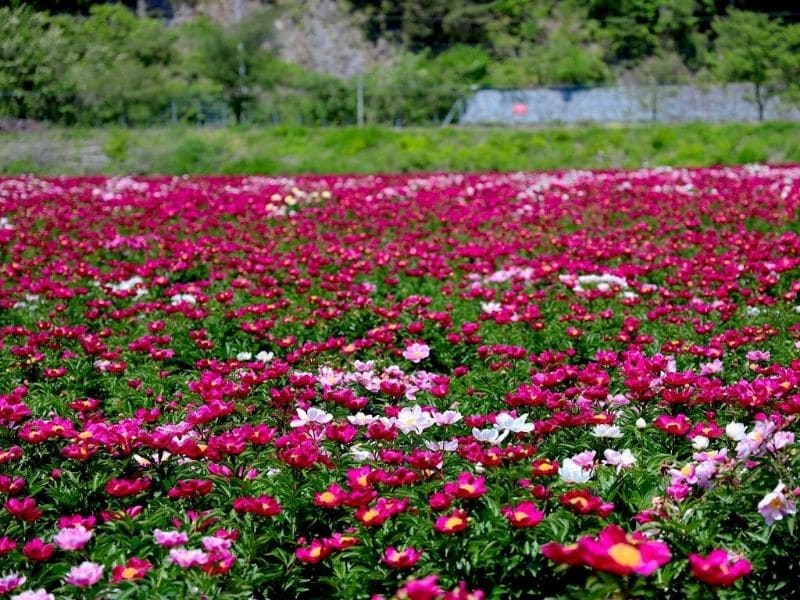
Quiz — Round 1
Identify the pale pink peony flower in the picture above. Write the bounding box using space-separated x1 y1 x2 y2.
64 561 103 587
758 481 797 525
0 573 25 595
603 448 636 473
11 589 54 600
169 548 208 567
402 343 430 363
201 536 232 553
571 450 597 468
153 529 188 548
54 525 92 551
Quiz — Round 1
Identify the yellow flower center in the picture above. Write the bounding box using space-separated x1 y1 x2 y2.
608 543 642 568
319 491 336 504
362 509 379 523
310 546 322 558
514 511 529 522
444 516 464 530
121 567 138 580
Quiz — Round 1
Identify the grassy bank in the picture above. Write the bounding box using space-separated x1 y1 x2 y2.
1 122 799 175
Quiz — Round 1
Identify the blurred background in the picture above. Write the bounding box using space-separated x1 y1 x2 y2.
4 0 800 128
5 1 800 175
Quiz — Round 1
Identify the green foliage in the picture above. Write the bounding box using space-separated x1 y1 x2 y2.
361 47 491 125
3 122 800 176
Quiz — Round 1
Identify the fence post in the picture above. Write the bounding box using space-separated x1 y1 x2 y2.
357 76 364 127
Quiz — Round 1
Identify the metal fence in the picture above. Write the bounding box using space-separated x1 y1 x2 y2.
461 84 800 125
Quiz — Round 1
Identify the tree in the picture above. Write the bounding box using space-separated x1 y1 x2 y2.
182 11 276 124
64 4 178 124
0 6 77 121
712 10 791 121
628 52 690 121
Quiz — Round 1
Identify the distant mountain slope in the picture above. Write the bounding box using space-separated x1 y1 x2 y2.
172 0 395 78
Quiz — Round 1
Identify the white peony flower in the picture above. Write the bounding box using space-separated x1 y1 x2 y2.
424 439 459 453
559 458 593 483
592 424 623 438
725 422 746 441
480 301 502 314
494 412 534 433
472 427 509 445
255 351 274 363
290 407 333 428
348 445 376 462
347 412 376 426
393 405 436 435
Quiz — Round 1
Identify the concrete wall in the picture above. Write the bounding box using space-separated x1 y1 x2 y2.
461 84 800 125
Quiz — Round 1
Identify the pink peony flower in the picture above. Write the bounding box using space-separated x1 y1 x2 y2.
201 535 232 553
0 574 26 595
502 500 545 528
169 548 208 568
395 575 442 600
153 529 189 548
689 549 752 586
402 342 430 363
757 481 797 525
54 525 93 551
10 589 55 600
578 525 671 576
434 509 469 534
111 557 153 583
381 546 423 568
64 561 104 587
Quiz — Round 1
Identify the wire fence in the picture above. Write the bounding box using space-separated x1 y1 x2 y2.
0 82 470 128
3 82 800 129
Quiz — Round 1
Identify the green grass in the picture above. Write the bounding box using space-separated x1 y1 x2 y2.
1 122 799 175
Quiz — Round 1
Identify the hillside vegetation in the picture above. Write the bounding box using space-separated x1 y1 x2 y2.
3 2 800 126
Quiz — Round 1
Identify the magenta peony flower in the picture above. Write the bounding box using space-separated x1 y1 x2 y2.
689 549 752 586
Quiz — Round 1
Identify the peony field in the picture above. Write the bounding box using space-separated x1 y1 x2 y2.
0 166 799 599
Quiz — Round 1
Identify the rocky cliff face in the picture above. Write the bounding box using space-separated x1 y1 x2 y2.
172 0 395 78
